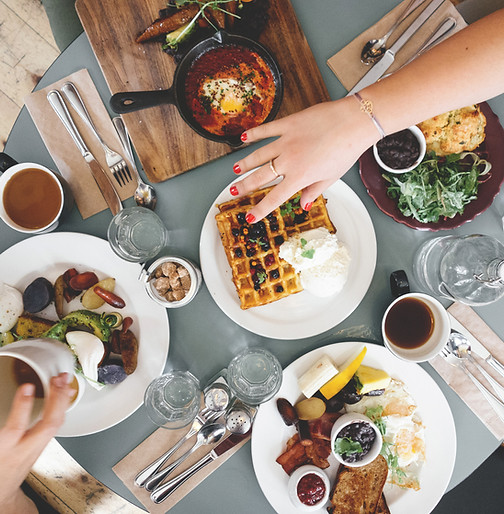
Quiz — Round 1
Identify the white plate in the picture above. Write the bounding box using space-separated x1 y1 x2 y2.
0 232 169 437
251 342 456 514
199 178 376 339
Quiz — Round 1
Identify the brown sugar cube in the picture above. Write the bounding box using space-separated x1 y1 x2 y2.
154 266 164 278
180 274 191 291
177 265 189 278
172 289 186 301
165 291 176 302
154 277 171 295
169 275 181 289
161 262 177 276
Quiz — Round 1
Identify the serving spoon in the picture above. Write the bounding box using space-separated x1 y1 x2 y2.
361 0 427 64
112 116 157 210
145 422 226 491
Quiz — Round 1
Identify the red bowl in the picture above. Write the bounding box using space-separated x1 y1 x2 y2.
359 102 504 231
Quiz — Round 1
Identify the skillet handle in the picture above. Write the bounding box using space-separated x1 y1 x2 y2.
109 88 175 113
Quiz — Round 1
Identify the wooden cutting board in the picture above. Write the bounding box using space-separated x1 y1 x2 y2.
75 0 330 183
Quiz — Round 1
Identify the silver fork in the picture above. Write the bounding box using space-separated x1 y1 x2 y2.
134 408 222 488
440 346 504 421
60 81 132 186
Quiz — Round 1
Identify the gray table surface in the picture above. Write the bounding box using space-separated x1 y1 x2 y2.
4 1 504 512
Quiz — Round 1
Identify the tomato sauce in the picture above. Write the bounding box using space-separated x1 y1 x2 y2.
297 473 326 506
184 45 276 136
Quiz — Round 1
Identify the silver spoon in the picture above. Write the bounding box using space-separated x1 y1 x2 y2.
361 0 426 64
112 116 157 210
448 331 504 402
144 422 226 491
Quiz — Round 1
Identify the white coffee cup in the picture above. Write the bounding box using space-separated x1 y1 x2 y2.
0 338 76 427
0 157 72 234
382 292 450 362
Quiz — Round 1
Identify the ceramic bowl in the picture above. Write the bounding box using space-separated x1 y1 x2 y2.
287 464 330 511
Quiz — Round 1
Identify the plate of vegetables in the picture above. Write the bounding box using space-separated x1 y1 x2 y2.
0 232 169 436
359 102 504 230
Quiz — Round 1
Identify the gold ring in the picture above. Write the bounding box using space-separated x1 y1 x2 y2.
269 159 279 178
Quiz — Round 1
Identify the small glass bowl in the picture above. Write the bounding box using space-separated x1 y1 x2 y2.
140 256 202 308
287 465 330 511
330 412 382 468
373 125 426 174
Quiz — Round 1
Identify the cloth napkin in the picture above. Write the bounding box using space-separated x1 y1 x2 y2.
112 419 250 513
327 0 467 92
24 68 136 219
429 302 504 440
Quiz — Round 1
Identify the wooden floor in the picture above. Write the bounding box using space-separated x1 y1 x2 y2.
0 0 59 150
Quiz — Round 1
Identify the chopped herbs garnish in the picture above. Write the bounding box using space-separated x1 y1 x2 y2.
300 238 307 247
301 248 315 259
256 270 267 284
334 437 363 457
365 405 386 436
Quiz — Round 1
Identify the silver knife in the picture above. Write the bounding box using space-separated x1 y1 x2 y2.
448 312 504 379
348 0 445 95
150 433 248 504
47 90 123 216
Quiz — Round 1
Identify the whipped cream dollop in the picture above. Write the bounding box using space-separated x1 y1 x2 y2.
279 228 350 297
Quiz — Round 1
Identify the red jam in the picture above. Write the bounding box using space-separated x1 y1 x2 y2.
297 473 326 506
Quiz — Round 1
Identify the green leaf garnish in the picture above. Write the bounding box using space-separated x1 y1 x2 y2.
256 271 267 284
300 238 307 247
334 437 363 456
301 249 315 259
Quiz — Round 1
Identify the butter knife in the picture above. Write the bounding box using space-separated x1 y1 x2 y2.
348 0 444 94
47 90 123 215
448 312 504 379
150 433 248 504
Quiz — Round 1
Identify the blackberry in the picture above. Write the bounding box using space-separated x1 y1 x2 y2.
246 247 256 257
264 254 275 267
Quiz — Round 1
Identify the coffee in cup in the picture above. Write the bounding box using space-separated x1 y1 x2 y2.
382 292 450 362
0 153 73 234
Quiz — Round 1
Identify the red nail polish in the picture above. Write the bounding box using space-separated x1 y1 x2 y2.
230 185 239 196
245 213 255 224
241 132 248 142
304 202 313 211
233 164 241 174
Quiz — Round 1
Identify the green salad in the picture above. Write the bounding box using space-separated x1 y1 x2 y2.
382 151 492 224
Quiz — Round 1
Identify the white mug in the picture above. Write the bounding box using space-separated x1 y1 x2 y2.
382 292 450 362
0 154 72 234
0 338 76 427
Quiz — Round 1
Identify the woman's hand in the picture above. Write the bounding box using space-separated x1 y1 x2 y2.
230 97 379 222
0 373 73 513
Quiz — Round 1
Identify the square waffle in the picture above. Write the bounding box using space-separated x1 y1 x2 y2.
216 187 335 309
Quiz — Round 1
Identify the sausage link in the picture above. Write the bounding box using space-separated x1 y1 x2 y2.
93 286 126 308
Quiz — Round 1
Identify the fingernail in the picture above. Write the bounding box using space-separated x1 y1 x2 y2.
233 164 241 174
245 213 255 224
22 383 35 396
241 132 248 142
304 202 313 211
230 185 239 196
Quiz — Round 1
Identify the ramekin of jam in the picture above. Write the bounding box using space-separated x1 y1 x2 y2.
330 412 382 468
287 465 330 511
373 126 426 174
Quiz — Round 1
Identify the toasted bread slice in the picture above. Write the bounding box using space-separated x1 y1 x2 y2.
375 493 390 514
14 313 55 339
327 455 388 514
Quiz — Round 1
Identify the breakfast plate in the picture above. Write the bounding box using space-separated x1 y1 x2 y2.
251 342 456 514
199 177 376 339
359 102 504 230
0 232 169 437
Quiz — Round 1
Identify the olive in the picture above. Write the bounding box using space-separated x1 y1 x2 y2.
336 379 362 405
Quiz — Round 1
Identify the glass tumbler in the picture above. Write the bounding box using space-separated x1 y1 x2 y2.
144 371 200 429
107 206 167 263
227 348 282 405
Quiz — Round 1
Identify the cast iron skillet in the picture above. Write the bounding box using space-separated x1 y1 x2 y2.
110 31 283 147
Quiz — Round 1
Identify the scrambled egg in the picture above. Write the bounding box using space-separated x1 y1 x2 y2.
346 379 425 491
417 104 486 156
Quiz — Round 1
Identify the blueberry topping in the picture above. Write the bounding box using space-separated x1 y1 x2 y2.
237 212 246 224
234 248 243 258
276 285 284 293
270 269 280 279
274 235 284 246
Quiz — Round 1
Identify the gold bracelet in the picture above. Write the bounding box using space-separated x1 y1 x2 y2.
353 92 386 140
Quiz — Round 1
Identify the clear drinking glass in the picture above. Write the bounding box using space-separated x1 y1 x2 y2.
227 348 282 405
107 206 167 263
413 234 504 306
144 371 200 429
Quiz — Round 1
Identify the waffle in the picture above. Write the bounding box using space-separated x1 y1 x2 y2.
216 187 335 309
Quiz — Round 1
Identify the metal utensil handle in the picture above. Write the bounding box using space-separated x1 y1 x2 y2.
134 428 196 488
145 440 201 491
150 453 214 504
461 364 504 411
469 356 504 402
487 355 504 378
386 0 426 37
61 82 107 148
112 117 141 179
47 90 88 156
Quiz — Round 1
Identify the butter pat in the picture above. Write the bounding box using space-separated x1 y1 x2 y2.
354 365 391 395
298 355 339 398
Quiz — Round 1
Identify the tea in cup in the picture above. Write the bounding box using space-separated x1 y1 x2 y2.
0 338 76 427
382 292 450 362
0 153 72 233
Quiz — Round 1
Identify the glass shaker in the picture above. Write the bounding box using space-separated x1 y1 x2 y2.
413 234 504 306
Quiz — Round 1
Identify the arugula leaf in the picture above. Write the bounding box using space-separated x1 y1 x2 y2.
365 405 386 436
382 151 491 223
334 437 363 456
